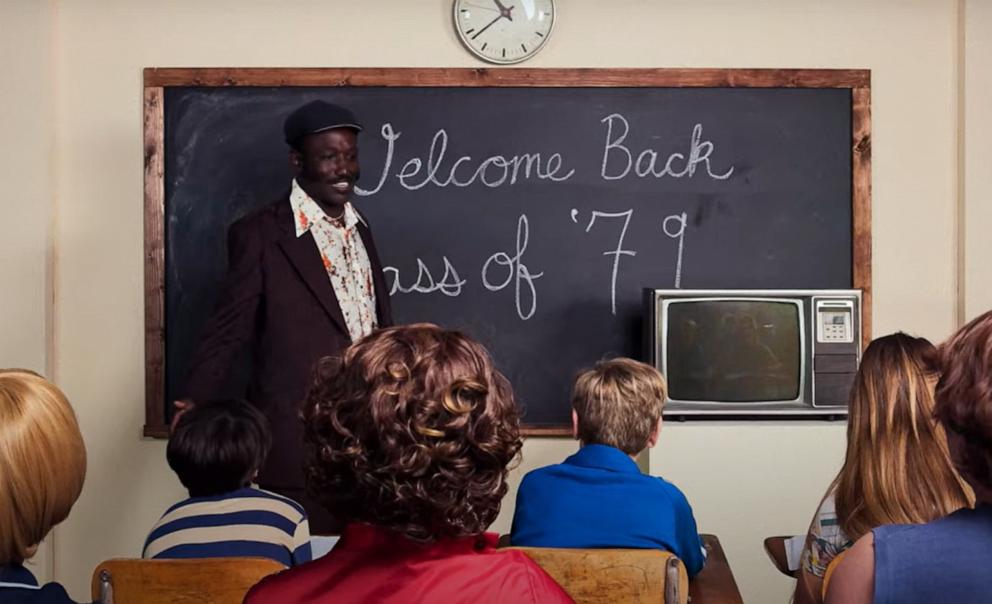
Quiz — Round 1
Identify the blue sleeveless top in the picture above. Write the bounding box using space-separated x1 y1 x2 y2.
873 504 992 604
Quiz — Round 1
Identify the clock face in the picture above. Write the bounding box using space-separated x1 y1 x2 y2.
453 0 555 65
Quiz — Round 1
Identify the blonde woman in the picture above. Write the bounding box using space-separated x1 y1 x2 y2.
0 370 87 604
793 333 973 604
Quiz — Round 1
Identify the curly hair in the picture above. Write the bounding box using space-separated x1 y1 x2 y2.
302 323 522 542
935 310 992 492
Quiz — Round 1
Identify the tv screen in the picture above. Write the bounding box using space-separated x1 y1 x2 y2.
665 300 802 403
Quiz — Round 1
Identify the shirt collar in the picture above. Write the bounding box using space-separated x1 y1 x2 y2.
563 443 642 475
0 564 40 590
339 523 498 555
289 179 366 238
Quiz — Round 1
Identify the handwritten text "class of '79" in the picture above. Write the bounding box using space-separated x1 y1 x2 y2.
371 113 735 321
383 210 689 321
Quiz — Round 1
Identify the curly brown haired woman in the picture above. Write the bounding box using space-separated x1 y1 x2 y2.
246 324 573 604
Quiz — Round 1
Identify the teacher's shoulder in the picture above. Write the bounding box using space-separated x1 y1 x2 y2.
228 197 293 243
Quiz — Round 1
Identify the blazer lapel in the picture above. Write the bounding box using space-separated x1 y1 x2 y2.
275 201 350 336
357 220 394 327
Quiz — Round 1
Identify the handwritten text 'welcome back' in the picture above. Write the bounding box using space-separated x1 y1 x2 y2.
355 113 734 195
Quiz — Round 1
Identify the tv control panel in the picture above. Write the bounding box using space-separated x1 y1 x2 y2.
816 300 855 343
811 296 861 408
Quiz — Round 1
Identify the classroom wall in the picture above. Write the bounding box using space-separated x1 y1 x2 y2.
963 0 992 320
0 0 53 376
3 0 976 602
0 0 56 584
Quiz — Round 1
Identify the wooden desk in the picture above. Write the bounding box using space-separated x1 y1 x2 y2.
690 534 743 604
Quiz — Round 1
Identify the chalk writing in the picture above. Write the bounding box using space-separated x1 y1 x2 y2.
357 124 575 196
482 214 544 320
600 113 735 182
575 209 636 315
385 208 689 319
663 212 688 288
384 256 467 297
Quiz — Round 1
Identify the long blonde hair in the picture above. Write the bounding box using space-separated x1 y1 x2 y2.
0 370 86 565
832 333 973 540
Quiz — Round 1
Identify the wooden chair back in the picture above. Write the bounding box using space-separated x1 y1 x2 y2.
764 535 799 578
508 546 688 604
90 557 285 604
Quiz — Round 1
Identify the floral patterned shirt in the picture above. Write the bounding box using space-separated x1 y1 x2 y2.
800 490 854 578
290 180 377 342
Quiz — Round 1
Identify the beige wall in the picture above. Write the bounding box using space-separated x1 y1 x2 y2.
0 0 53 374
964 0 992 320
0 0 56 585
2 0 982 602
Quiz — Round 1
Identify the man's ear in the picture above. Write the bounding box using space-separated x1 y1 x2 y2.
646 416 662 448
289 149 303 173
571 408 580 440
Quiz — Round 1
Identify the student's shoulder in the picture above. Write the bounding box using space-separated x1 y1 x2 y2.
521 461 567 478
645 475 694 507
157 495 197 518
15 581 80 604
872 508 980 552
518 462 572 490
244 557 331 603
246 487 309 520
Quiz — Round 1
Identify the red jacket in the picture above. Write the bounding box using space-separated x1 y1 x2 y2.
244 523 574 604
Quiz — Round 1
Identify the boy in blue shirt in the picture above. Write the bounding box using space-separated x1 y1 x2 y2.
510 358 705 576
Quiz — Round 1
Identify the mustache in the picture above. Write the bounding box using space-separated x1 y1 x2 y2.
327 170 360 184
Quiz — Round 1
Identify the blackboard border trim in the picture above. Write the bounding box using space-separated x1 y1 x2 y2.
143 67 870 89
144 85 167 438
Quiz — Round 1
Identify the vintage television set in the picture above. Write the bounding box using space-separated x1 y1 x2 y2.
644 289 862 417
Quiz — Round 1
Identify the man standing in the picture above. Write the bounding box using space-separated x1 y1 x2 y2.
180 100 392 533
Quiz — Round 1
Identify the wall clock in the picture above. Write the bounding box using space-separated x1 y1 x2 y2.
453 0 556 65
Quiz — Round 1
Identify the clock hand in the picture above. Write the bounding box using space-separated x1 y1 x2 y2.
464 3 499 11
493 0 515 20
471 13 503 39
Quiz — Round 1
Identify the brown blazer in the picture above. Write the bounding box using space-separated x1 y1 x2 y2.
182 196 392 529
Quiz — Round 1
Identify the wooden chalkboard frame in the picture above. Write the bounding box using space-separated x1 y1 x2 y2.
142 67 872 438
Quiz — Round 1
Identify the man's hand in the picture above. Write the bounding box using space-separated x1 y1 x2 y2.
170 399 194 433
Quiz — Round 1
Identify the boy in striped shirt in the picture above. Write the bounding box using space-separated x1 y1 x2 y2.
143 399 312 566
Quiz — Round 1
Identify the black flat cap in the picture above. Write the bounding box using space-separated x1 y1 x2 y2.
284 100 363 148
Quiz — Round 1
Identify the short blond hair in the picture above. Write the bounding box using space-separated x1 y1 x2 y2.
571 358 666 455
0 370 86 565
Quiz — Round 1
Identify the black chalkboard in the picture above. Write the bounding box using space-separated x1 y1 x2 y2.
150 69 870 433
